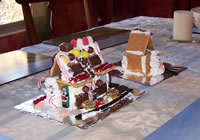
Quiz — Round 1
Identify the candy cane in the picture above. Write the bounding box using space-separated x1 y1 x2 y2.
87 36 94 44
38 77 46 88
91 81 96 90
94 42 104 63
94 42 101 54
59 52 70 63
56 53 71 80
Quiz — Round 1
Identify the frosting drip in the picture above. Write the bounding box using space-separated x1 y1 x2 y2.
148 51 165 76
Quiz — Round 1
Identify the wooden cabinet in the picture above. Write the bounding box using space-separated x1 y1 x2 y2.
137 0 175 17
191 0 200 8
49 0 88 37
1 0 199 53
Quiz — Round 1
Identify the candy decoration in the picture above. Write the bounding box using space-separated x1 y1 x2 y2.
70 73 89 83
70 40 77 48
33 95 46 105
81 51 89 58
59 43 73 52
56 53 71 80
82 86 89 93
77 38 83 50
68 53 75 61
61 55 70 65
82 59 88 65
82 100 96 110
106 88 119 99
82 37 89 45
38 77 46 88
62 86 70 108
95 101 105 109
94 42 104 63
87 36 93 44
94 62 114 72
134 28 146 32
88 81 96 100
96 79 103 87
92 81 96 91
88 47 94 53
72 49 81 57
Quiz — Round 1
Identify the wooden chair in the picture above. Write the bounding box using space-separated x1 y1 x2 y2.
16 0 48 45
83 0 97 28
16 0 97 45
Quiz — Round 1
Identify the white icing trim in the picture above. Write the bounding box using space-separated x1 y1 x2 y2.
77 38 83 50
123 70 144 77
141 55 146 74
87 36 94 43
122 56 128 69
126 50 144 55
69 86 77 110
149 75 164 85
141 77 146 84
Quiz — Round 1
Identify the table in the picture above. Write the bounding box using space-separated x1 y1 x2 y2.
1 16 200 140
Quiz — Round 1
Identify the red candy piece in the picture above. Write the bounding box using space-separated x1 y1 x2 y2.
94 62 108 72
71 73 89 83
82 37 89 45
62 96 66 100
94 63 114 72
70 40 77 48
101 63 114 72
33 96 46 105
62 101 67 104
95 101 105 108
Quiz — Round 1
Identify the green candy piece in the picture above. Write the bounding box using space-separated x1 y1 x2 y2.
62 86 70 108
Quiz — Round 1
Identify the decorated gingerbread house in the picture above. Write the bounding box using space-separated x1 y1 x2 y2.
42 36 117 110
122 29 165 77
34 36 144 128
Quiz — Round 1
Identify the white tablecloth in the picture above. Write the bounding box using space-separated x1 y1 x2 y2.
1 16 200 140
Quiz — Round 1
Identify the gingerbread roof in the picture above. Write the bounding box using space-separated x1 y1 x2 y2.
125 29 155 54
50 37 115 88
